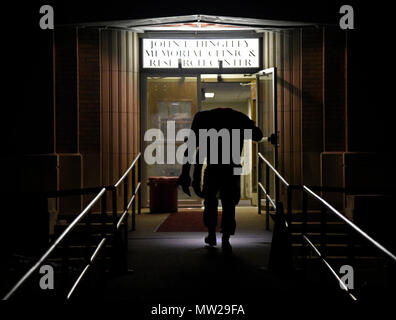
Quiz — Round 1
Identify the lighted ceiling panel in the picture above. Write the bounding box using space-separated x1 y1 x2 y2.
69 14 319 32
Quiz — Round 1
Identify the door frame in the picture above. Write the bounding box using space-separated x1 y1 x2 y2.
256 67 279 206
140 72 257 208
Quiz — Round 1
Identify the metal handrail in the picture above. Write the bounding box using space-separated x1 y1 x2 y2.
258 151 395 301
67 152 142 298
303 185 396 262
258 153 289 187
2 152 142 300
115 152 142 232
257 152 290 230
114 153 141 188
258 182 277 209
302 235 357 301
67 152 142 299
257 152 396 261
303 185 393 195
65 237 107 299
2 187 106 300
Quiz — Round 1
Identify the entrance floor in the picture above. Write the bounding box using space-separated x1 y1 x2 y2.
102 208 302 313
91 207 362 309
133 206 273 234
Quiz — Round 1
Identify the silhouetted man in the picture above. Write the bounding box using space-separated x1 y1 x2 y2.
178 108 263 254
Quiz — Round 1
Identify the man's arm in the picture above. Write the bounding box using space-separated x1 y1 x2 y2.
252 124 263 142
245 116 263 142
178 112 200 196
191 150 204 198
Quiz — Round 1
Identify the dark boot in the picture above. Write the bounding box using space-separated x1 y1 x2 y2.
221 234 232 254
205 229 217 246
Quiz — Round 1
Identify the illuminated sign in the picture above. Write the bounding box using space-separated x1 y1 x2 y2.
142 38 259 69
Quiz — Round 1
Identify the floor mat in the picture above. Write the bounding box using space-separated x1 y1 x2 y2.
156 210 222 232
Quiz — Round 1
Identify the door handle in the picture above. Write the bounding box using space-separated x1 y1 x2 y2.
260 133 277 145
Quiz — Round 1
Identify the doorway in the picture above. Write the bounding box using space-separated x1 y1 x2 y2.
200 74 256 204
141 73 259 208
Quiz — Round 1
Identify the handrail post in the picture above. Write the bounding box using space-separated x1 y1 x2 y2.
132 165 136 231
101 193 107 240
302 191 308 236
85 209 92 263
320 206 327 259
101 192 107 288
123 178 129 252
302 190 308 270
275 176 280 214
62 237 70 294
85 209 92 292
287 186 292 226
265 164 270 230
112 188 118 272
347 227 355 264
258 157 261 215
138 155 141 215
112 187 117 235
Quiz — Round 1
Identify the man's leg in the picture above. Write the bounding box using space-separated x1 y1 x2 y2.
202 170 219 246
220 174 241 253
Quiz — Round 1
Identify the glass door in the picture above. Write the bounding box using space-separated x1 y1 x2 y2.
257 67 278 205
142 76 200 206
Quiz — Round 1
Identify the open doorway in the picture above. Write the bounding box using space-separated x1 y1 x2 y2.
200 74 257 206
142 73 258 208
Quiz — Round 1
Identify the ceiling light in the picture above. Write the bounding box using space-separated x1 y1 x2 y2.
205 92 215 98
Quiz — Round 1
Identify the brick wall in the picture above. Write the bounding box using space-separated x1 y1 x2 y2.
324 29 347 151
54 28 78 153
100 30 140 187
78 28 101 154
78 28 101 204
301 28 324 186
